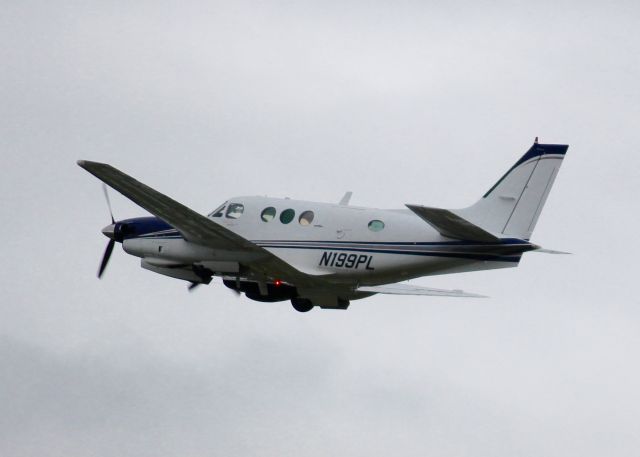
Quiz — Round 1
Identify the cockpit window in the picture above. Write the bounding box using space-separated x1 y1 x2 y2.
208 202 227 218
226 203 245 219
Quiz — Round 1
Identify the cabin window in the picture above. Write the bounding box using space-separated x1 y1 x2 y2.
280 208 295 224
261 207 276 222
226 203 244 219
299 211 314 226
208 202 227 218
368 220 385 232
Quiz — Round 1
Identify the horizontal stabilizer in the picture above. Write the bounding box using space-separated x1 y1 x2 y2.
406 204 500 242
358 283 486 298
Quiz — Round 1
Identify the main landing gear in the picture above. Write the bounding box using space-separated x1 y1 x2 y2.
291 298 314 313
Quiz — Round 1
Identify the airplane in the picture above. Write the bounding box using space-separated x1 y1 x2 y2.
78 139 568 312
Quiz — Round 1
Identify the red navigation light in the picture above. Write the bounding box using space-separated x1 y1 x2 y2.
274 279 282 287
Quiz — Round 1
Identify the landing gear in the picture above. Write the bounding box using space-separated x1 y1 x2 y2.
291 298 314 313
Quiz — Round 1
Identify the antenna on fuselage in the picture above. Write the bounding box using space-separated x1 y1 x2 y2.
339 191 353 206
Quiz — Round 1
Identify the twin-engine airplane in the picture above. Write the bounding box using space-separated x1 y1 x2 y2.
78 139 568 312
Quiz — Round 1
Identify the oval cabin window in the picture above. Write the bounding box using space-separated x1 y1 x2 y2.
298 211 314 226
261 207 276 222
368 220 385 232
280 209 295 224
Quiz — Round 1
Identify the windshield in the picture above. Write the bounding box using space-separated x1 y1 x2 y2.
208 201 227 218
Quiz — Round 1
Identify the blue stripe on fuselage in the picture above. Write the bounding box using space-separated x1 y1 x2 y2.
118 217 176 240
255 243 522 262
250 238 529 246
118 218 526 262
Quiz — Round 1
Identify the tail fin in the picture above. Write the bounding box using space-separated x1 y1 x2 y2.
456 140 568 240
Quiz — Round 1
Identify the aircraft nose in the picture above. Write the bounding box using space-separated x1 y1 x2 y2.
101 223 116 240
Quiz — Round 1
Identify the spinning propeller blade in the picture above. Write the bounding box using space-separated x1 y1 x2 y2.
102 183 115 224
97 184 117 278
98 239 115 278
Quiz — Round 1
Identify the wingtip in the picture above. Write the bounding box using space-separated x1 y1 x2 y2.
456 290 489 298
77 159 109 170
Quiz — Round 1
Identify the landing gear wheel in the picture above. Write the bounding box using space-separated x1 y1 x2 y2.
291 298 314 313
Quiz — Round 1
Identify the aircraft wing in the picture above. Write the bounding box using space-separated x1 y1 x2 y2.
358 283 487 298
77 160 320 285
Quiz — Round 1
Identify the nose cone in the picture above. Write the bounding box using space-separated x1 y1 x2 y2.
101 223 116 240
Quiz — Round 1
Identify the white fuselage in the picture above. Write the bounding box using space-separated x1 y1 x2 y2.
123 196 521 287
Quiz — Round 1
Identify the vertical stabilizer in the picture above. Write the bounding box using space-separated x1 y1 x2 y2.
456 141 568 240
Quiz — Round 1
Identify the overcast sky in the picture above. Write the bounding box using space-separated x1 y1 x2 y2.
1 1 639 456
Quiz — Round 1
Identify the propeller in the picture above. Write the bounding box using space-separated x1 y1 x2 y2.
98 239 115 278
97 184 117 279
102 183 115 224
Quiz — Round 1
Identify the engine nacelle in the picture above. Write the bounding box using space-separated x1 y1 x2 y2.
141 259 212 285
